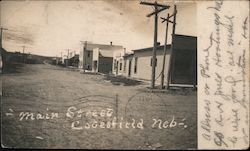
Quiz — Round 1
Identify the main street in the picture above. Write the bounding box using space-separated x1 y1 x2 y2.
1 63 197 149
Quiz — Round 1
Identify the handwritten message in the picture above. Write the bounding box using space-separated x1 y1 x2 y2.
198 0 249 149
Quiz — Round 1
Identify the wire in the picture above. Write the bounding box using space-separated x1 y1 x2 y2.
155 70 163 81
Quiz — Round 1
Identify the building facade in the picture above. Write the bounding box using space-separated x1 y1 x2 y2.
112 48 129 76
79 42 123 74
113 34 197 87
122 45 171 85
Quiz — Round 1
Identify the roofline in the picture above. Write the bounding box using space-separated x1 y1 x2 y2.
123 53 134 58
85 42 122 47
86 47 123 51
85 43 123 51
132 44 171 52
131 34 197 52
174 34 197 39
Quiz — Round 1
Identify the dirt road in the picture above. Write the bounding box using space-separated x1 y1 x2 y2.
1 63 197 149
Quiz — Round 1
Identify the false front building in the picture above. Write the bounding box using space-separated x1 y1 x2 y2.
79 42 123 74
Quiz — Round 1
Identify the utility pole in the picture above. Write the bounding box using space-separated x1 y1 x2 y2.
60 51 62 65
64 49 70 66
67 49 70 59
0 27 8 48
166 5 177 89
80 41 87 73
22 45 26 63
160 8 177 89
160 13 170 89
22 46 25 54
140 1 170 89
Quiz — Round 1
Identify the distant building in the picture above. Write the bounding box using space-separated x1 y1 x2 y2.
112 48 130 76
62 51 79 67
79 42 123 74
62 54 68 66
122 53 134 77
0 48 8 72
69 54 79 67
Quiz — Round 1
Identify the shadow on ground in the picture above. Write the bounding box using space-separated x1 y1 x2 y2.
143 86 197 96
104 75 143 86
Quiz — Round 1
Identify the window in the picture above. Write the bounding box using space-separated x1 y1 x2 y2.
87 51 90 57
113 60 117 70
120 62 122 70
134 57 138 73
150 57 157 67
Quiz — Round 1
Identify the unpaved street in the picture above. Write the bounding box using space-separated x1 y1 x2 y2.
1 64 197 149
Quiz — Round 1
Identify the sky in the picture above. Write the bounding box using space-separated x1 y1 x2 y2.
1 0 196 57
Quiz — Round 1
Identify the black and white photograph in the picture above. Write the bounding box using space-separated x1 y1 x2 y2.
0 0 249 150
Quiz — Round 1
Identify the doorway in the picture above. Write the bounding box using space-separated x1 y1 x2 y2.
128 59 132 77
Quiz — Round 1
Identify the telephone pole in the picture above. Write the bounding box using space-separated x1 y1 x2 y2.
22 45 26 63
160 5 177 89
64 49 70 66
67 49 70 59
80 41 87 73
0 27 8 48
22 46 25 54
140 1 170 89
166 5 177 89
160 13 170 89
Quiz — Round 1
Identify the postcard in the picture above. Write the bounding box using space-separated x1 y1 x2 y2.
0 0 249 150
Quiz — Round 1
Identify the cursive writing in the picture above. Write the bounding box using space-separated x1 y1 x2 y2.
231 109 240 131
200 99 211 141
223 15 234 46
242 17 248 39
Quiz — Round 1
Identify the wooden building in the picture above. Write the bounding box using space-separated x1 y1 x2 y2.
114 34 197 87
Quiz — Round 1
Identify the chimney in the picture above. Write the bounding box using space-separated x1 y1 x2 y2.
110 41 113 46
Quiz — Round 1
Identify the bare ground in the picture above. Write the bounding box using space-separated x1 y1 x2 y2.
1 63 197 149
